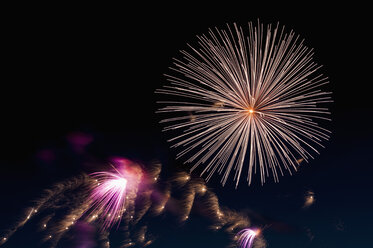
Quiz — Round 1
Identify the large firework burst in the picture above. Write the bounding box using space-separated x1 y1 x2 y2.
157 21 332 187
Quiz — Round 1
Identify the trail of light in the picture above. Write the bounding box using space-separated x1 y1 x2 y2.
89 171 127 230
237 228 259 248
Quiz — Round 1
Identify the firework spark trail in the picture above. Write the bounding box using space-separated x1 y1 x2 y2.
1 161 265 248
88 171 128 230
36 176 93 248
48 193 92 248
0 174 93 246
157 21 332 187
237 228 259 248
154 172 256 243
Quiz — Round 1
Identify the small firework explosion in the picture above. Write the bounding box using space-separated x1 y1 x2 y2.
237 228 260 248
157 21 332 187
87 158 143 230
88 171 128 230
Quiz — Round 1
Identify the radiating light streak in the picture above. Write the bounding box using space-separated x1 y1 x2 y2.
88 170 128 230
157 21 332 187
237 228 259 248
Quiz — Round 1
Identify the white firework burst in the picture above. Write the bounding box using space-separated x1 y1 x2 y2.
157 22 332 187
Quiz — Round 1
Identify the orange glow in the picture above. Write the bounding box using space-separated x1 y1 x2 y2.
246 108 255 114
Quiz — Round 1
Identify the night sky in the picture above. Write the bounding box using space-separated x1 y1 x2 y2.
0 3 372 248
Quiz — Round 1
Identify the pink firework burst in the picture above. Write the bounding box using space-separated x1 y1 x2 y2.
87 158 143 230
89 170 128 230
237 228 259 248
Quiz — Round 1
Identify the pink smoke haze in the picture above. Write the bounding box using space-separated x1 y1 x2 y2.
71 222 96 248
36 149 55 163
67 132 93 153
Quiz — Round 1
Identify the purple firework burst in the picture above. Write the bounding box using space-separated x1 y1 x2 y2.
237 228 260 248
88 171 128 230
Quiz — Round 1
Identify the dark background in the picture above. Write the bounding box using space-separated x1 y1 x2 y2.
0 2 372 247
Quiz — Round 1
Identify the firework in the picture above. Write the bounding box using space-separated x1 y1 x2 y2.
88 171 128 230
237 228 260 248
157 21 332 186
87 158 143 231
1 160 265 248
0 174 93 247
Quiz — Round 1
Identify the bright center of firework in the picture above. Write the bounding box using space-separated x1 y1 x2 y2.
245 108 255 114
109 178 127 188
